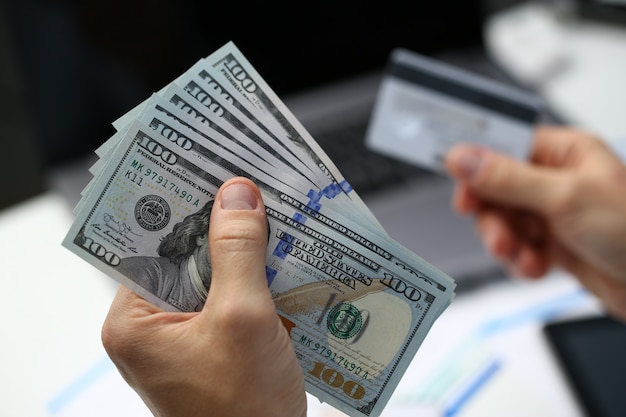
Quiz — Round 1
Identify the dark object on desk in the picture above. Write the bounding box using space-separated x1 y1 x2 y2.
544 315 626 417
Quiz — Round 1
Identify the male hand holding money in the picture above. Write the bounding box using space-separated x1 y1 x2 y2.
102 177 308 417
65 41 455 417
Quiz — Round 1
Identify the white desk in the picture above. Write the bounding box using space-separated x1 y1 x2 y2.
0 193 118 417
0 191 603 417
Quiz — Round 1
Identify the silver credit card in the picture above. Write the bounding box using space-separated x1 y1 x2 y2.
365 48 542 173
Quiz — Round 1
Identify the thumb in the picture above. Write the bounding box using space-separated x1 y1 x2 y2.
203 177 271 312
445 144 566 214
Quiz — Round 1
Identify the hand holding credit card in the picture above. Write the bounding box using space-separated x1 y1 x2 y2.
365 48 543 173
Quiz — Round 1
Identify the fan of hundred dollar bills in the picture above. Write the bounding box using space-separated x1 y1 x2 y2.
63 41 456 417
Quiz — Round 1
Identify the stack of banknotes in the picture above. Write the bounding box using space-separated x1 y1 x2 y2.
63 41 456 417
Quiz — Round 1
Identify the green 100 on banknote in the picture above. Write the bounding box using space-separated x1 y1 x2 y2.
63 41 456 417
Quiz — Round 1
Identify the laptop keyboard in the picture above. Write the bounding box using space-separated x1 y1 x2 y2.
313 120 442 196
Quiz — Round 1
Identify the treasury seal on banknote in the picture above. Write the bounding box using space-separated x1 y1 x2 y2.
134 195 171 231
327 302 363 340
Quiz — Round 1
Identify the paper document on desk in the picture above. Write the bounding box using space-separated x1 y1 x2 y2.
62 41 455 417
366 48 542 173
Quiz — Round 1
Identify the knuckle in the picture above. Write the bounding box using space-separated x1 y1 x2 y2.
473 153 511 193
101 319 139 362
211 218 267 252
211 229 268 269
101 319 123 358
211 297 276 334
546 176 584 217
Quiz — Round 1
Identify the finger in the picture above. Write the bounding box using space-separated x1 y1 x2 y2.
203 177 271 312
452 183 481 214
531 125 581 166
513 244 551 278
474 207 551 276
475 211 518 260
532 125 616 167
445 144 567 214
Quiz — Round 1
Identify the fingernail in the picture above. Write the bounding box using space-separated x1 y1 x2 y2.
221 182 258 210
456 146 488 179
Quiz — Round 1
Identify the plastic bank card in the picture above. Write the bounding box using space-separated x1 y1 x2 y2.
365 48 542 173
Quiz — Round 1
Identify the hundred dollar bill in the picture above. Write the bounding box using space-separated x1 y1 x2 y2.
64 121 454 417
69 41 458 417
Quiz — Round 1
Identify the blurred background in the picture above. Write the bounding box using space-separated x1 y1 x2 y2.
1 0 518 210
3 0 625 211
1 0 626 416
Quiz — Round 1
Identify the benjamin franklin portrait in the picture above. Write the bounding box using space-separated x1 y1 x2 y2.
117 199 214 312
